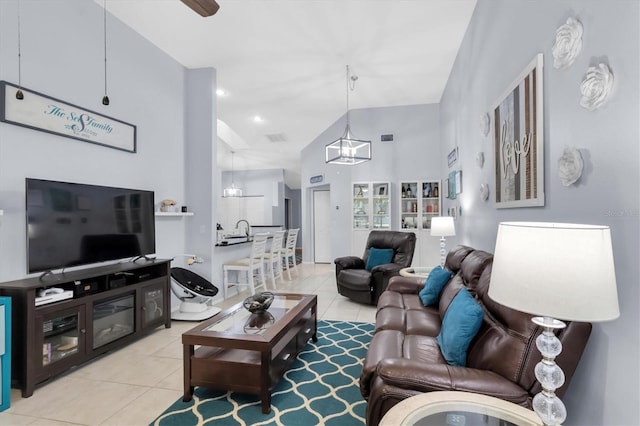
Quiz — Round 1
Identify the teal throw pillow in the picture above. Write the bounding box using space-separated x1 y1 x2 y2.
365 248 394 271
436 287 484 367
419 265 452 306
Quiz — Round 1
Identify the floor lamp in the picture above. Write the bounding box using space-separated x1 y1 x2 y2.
430 216 456 267
488 222 619 426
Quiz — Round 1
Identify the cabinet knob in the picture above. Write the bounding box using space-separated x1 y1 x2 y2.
81 329 86 334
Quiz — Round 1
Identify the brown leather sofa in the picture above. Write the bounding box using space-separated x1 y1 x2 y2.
334 230 416 305
360 245 592 426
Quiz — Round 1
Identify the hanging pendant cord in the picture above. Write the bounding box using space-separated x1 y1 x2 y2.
345 65 350 130
103 0 108 96
231 152 235 186
17 0 22 89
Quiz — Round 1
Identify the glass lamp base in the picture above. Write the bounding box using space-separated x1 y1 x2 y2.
439 237 446 266
531 316 567 426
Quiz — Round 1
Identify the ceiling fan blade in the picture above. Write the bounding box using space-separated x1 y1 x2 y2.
180 0 220 17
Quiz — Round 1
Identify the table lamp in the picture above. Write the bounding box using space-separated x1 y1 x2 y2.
488 222 619 426
431 216 456 266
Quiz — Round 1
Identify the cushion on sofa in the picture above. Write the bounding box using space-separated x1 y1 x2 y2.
436 287 483 366
419 265 452 306
365 248 394 271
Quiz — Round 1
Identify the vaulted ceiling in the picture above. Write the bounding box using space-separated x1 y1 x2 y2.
104 0 477 188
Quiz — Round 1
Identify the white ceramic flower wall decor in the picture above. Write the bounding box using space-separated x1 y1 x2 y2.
557 147 584 186
552 17 583 69
580 63 614 110
479 183 490 202
480 113 490 136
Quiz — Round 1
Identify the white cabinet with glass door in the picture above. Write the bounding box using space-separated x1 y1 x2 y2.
400 180 441 230
372 182 390 229
352 182 390 230
352 183 370 230
400 182 419 230
420 180 441 230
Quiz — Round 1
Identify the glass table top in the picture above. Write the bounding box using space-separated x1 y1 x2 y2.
204 294 305 335
380 392 542 426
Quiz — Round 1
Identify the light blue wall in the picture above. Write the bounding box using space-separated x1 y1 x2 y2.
221 168 286 226
440 1 639 424
0 0 189 280
301 1 638 423
300 103 440 262
285 185 302 247
182 68 218 282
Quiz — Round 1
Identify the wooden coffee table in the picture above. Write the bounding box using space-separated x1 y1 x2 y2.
182 293 317 413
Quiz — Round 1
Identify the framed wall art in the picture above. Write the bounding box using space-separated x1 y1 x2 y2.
447 146 458 168
0 81 136 153
491 54 544 208
455 170 463 195
448 170 457 200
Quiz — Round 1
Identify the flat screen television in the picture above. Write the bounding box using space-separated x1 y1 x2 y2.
26 178 156 274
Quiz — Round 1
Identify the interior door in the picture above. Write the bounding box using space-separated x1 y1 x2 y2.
313 190 331 263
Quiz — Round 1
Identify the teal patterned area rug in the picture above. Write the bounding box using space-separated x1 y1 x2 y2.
151 320 374 426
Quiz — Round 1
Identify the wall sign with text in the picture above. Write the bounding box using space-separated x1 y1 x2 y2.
491 54 544 208
0 81 136 153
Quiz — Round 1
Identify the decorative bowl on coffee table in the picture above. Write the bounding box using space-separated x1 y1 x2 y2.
243 292 274 313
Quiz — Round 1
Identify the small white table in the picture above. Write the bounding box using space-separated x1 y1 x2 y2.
399 266 433 279
380 391 542 426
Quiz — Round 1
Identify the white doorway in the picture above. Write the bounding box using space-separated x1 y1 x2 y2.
313 190 331 263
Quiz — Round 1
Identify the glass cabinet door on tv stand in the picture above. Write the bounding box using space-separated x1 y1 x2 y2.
141 281 166 330
36 305 86 376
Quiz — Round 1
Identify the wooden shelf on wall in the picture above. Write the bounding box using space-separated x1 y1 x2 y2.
154 212 194 217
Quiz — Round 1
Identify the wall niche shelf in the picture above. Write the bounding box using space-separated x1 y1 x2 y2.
155 212 194 217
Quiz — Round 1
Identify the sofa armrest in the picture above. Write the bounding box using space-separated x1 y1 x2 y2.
371 262 404 275
376 358 530 404
370 263 408 302
334 256 365 270
386 275 424 294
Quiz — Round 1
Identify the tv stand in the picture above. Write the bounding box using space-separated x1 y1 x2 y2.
0 259 171 397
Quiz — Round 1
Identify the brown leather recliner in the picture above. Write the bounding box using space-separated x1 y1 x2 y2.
361 245 592 426
334 230 416 305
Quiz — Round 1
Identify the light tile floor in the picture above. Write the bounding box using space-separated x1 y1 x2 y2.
0 263 376 426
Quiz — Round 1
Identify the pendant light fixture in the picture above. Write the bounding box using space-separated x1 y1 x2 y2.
223 151 243 197
102 0 110 106
325 65 371 165
15 0 24 100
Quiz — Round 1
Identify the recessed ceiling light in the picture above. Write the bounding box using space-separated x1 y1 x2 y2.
216 88 226 96
253 115 264 123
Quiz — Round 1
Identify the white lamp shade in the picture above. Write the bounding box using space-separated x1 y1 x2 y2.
431 216 456 237
488 222 619 322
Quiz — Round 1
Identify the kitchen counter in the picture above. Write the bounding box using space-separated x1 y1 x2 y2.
215 238 253 247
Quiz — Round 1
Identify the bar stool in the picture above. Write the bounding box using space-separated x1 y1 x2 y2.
282 228 299 280
264 230 286 288
222 235 267 299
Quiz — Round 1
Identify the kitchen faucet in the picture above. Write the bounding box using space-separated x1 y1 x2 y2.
235 219 250 237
